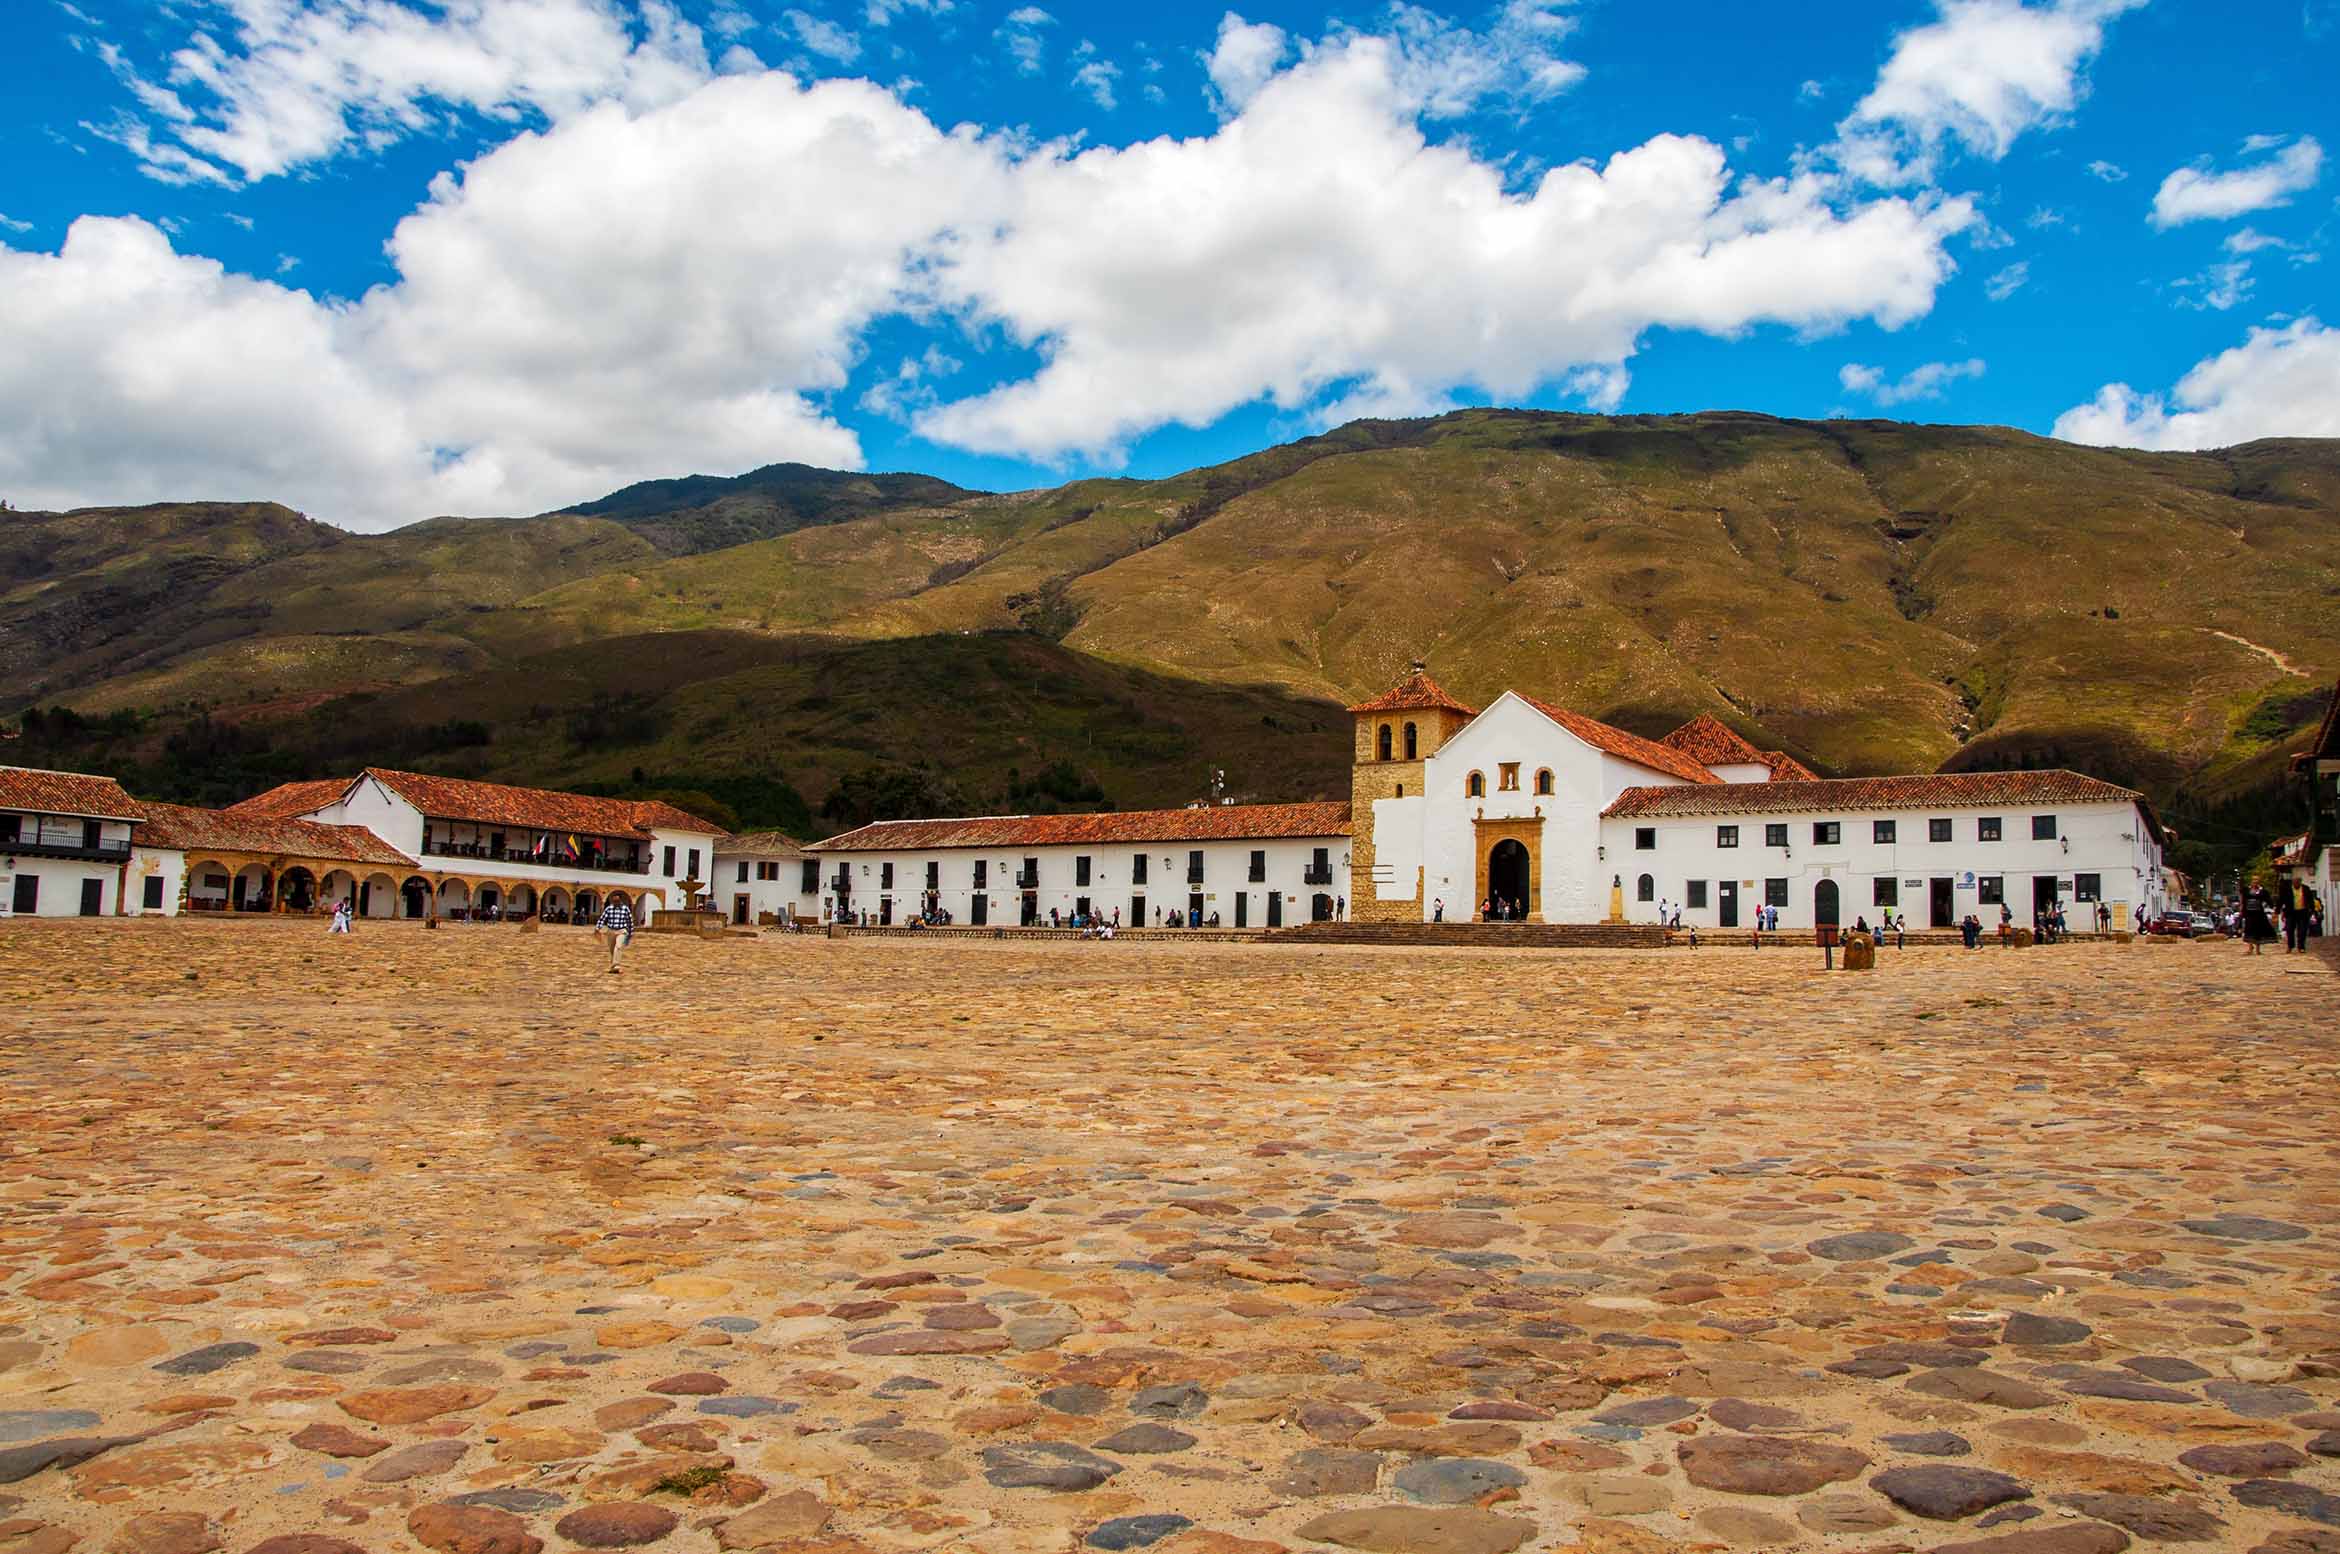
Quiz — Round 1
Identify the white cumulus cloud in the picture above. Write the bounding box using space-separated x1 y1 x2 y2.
1833 0 2141 184
1839 357 1986 404
2053 317 2340 448
2150 136 2324 228
1205 13 1289 116
9 18 1980 528
102 0 714 184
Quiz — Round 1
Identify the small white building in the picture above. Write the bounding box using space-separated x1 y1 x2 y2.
810 804 1353 928
714 830 821 926
0 765 144 917
232 768 724 923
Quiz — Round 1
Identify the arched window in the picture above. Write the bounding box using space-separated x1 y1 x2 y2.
1637 873 1654 902
1376 723 1392 761
1403 722 1418 760
1534 768 1554 796
1466 771 1485 797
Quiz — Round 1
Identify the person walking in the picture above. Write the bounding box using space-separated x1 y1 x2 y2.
597 895 635 974
329 898 352 935
1432 898 1444 923
2241 887 2274 955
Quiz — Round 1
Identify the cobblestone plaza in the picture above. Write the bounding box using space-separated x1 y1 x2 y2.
1 921 2335 1553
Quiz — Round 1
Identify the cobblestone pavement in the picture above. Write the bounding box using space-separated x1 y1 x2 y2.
1 918 2336 1554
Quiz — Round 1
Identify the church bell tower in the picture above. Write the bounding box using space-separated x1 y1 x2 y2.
1345 660 1477 922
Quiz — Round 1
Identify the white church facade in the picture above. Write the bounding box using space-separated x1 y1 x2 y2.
1346 665 2170 932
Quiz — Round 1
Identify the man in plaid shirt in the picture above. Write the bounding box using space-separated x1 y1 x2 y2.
597 896 635 974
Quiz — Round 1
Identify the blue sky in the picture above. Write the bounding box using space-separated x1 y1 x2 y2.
1 0 2335 528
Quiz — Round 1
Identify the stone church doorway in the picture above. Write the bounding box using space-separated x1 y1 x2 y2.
1488 839 1531 915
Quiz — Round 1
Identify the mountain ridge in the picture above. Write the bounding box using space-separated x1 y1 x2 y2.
5 408 2334 873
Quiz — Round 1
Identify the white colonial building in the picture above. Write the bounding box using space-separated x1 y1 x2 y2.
229 768 724 923
809 804 1351 928
714 830 822 926
1347 666 2169 931
1 765 144 917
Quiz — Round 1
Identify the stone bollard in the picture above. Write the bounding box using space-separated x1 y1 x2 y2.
1841 930 1876 971
2011 927 2034 948
519 917 540 935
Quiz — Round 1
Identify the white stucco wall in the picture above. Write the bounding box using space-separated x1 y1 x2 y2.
714 849 823 925
2 856 129 916
127 847 184 916
1598 799 2165 930
818 835 1347 927
1405 695 1695 923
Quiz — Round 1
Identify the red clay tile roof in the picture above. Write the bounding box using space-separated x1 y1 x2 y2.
1762 750 1822 781
1512 696 1720 785
1347 667 1478 718
1602 769 2144 819
815 801 1353 852
360 769 724 840
225 778 355 821
0 765 145 821
135 802 416 868
720 829 808 854
1659 714 1770 767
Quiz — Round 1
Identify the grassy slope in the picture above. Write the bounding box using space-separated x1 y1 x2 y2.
11 412 2335 820
222 630 1351 816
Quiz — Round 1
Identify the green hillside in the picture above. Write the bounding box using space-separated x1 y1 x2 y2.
6 410 2334 870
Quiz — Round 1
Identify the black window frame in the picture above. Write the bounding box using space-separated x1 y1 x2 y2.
1716 824 1738 849
1686 880 1708 909
1813 821 1841 845
2074 872 2101 902
1634 827 1656 851
1873 877 1898 906
1928 817 1952 843
1248 848 1266 882
1075 855 1092 887
737 861 749 883
1978 816 2003 842
1764 823 1788 848
880 861 894 890
1978 875 2005 904
2031 814 2057 840
1131 853 1148 885
1872 819 1896 844
801 859 819 893
1764 877 1789 907
1636 873 1654 902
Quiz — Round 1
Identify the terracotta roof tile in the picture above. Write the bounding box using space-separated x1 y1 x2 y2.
225 778 353 821
721 829 809 854
1347 667 1478 718
1762 750 1822 781
135 802 415 868
360 769 724 840
1512 696 1720 785
0 765 145 821
1602 769 2144 819
1658 714 1770 767
815 801 1353 853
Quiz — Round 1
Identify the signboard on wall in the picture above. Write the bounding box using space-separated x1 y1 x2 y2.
1958 871 1976 890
